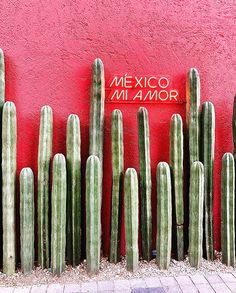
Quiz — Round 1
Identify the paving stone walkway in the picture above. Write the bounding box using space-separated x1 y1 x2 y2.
2 272 236 292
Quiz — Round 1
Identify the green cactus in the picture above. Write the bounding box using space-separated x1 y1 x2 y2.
189 161 204 268
20 168 34 273
51 154 67 275
2 101 16 275
170 114 184 261
156 162 172 270
232 95 236 161
124 168 139 271
221 153 235 267
201 102 215 260
137 107 152 261
89 58 105 169
66 114 81 266
186 68 200 165
37 105 52 268
86 155 102 273
110 109 124 263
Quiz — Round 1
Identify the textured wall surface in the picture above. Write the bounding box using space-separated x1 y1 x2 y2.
0 0 235 256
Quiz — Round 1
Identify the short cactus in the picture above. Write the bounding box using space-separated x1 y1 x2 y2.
51 154 67 275
66 114 81 266
189 161 204 268
221 153 235 267
124 168 139 272
0 48 5 109
2 101 17 275
20 168 34 273
170 114 184 261
201 102 215 260
86 155 102 273
37 105 53 268
137 107 152 261
186 68 200 165
110 109 124 263
156 162 172 269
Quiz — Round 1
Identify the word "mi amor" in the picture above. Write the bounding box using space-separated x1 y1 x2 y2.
106 75 182 103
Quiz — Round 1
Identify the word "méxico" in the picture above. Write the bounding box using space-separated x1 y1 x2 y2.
106 75 182 103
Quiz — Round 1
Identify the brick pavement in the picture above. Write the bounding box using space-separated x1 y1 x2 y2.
1 273 236 292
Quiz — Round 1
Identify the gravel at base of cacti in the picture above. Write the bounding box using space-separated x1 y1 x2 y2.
0 254 234 287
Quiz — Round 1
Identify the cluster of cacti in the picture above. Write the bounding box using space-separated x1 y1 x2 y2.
124 168 139 271
1 52 236 277
156 162 172 269
169 114 184 261
137 107 152 261
86 155 102 273
110 109 124 263
37 105 53 269
66 114 81 266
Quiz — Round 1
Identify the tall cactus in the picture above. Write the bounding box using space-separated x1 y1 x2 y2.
124 168 139 272
156 162 172 269
232 95 236 160
186 68 200 165
170 114 184 261
89 58 105 171
51 154 67 275
37 105 52 268
110 109 124 263
2 101 16 275
189 161 204 268
221 153 235 267
20 168 34 273
137 107 152 261
66 114 81 266
201 102 215 260
86 155 102 273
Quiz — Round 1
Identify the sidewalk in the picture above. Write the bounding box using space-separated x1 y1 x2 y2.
1 272 236 292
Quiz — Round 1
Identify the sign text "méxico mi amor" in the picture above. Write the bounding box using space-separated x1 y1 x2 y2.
106 74 182 103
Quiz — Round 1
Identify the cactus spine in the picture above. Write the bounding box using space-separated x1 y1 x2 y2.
186 68 200 165
20 168 34 273
2 101 16 275
124 168 139 271
156 162 172 269
66 114 81 266
51 154 67 275
37 105 52 268
189 161 204 268
201 102 215 260
232 95 236 160
110 109 124 263
170 114 184 261
86 155 102 273
89 58 105 171
137 107 152 261
221 153 235 267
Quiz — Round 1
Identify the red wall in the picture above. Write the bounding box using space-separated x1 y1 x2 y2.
0 0 235 256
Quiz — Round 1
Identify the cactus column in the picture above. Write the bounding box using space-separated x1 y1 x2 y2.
89 58 105 172
124 168 139 272
66 114 81 266
232 95 236 160
189 161 204 268
20 168 34 273
110 110 124 263
37 105 53 268
156 162 172 269
137 107 152 261
221 153 235 267
201 102 215 260
51 154 67 275
2 101 17 275
170 114 184 261
86 155 102 273
186 68 200 165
